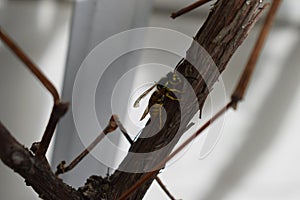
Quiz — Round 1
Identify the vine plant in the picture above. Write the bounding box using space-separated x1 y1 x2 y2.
0 0 282 199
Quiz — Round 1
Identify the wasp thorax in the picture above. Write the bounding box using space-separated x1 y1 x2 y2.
134 71 184 129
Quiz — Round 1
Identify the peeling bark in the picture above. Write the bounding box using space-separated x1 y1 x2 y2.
0 0 266 199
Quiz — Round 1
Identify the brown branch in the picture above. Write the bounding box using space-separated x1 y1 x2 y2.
114 116 134 145
118 102 232 200
55 115 118 175
155 178 176 200
35 102 69 158
117 0 282 198
231 0 282 108
171 0 213 19
0 0 281 200
0 27 60 104
114 117 177 200
108 1 268 199
0 122 85 200
0 27 68 158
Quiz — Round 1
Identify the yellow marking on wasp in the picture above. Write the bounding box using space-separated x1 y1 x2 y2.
134 72 183 129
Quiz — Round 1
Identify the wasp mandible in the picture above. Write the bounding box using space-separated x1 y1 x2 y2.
134 72 184 128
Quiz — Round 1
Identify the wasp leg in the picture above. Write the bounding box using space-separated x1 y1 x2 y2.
165 93 181 101
168 88 184 93
159 106 162 129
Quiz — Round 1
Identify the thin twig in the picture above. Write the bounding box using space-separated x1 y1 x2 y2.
155 177 177 200
35 102 69 158
114 116 134 145
171 0 212 19
118 102 233 200
114 116 177 200
55 115 118 175
231 0 282 108
0 27 66 158
0 27 60 104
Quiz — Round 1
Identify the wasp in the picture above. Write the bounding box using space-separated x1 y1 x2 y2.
134 72 183 128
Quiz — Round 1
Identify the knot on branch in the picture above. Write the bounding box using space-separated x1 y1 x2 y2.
10 150 33 173
53 102 69 117
78 175 112 200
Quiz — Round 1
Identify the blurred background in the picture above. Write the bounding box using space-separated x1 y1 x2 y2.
0 0 299 199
